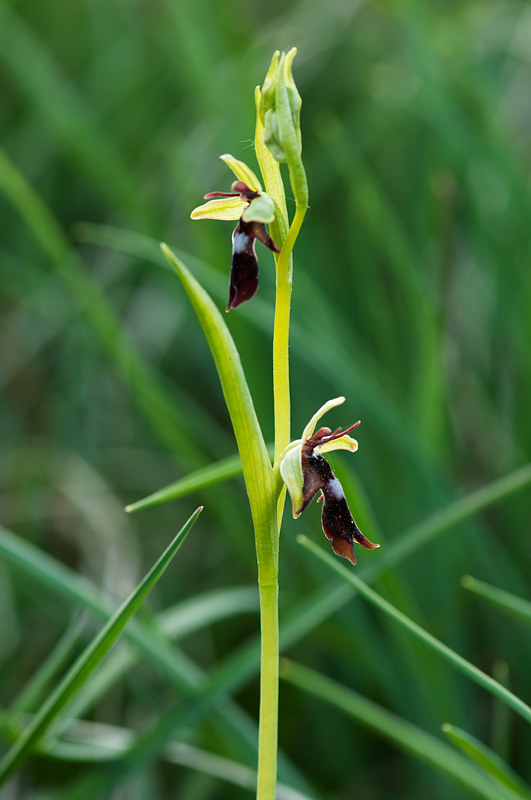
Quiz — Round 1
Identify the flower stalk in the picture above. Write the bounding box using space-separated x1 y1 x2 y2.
182 48 375 800
251 49 309 800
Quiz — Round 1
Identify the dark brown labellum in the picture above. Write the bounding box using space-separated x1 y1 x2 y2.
227 220 279 311
299 450 379 565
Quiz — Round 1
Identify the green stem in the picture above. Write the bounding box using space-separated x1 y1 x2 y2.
272 204 306 463
255 88 290 464
253 490 280 800
256 575 280 800
252 96 284 800
252 85 307 800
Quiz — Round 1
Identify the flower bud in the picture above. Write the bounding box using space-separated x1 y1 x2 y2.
259 48 302 164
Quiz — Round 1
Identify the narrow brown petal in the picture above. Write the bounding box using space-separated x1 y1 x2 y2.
204 191 240 199
249 221 280 253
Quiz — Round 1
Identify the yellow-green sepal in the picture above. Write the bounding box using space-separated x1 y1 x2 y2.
220 154 262 193
279 441 304 518
191 196 245 221
301 396 346 441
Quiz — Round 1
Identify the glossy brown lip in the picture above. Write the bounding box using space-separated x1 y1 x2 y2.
298 449 379 565
227 218 280 311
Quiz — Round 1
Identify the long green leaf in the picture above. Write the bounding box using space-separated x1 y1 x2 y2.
125 453 245 513
281 659 520 800
161 244 277 563
491 660 512 762
442 724 531 799
0 508 201 786
0 524 310 794
461 576 531 626
0 527 307 793
61 586 259 722
297 535 531 727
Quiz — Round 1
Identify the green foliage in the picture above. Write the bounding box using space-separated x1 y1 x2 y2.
442 724 531 800
1 0 531 798
281 659 523 800
0 508 201 785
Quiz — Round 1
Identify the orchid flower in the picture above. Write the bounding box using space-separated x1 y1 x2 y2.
279 397 380 565
191 154 279 311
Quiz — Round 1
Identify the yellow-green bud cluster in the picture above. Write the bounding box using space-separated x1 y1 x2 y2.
259 49 302 164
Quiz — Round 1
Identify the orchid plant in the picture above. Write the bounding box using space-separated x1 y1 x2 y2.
161 49 379 800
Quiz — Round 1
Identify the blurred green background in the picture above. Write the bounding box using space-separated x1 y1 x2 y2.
1 0 531 797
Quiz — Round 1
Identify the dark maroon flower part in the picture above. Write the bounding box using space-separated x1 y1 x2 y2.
227 216 279 310
280 398 380 566
301 452 378 565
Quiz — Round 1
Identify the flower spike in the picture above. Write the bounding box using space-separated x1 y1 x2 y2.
191 155 279 310
279 398 379 565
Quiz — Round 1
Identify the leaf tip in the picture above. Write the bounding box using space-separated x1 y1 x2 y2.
160 242 172 260
190 505 204 523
